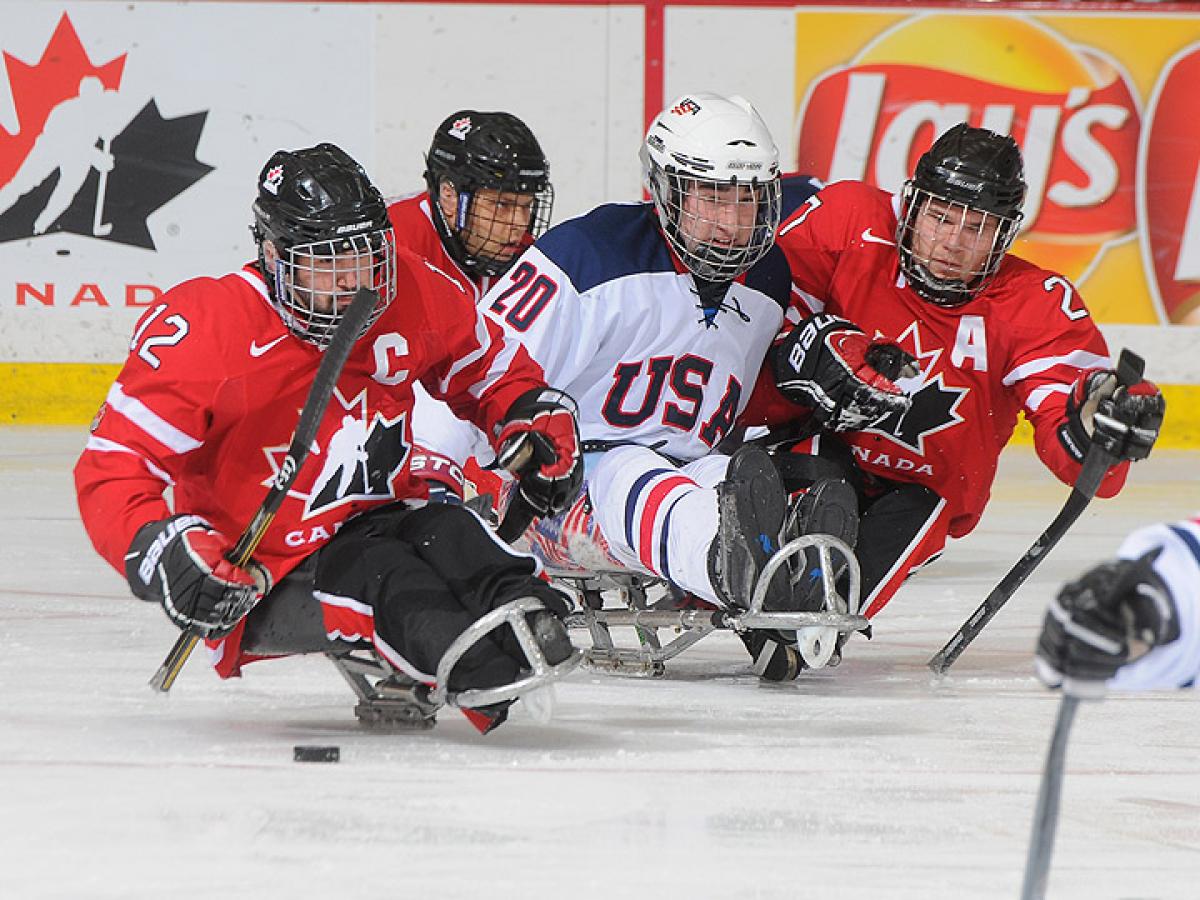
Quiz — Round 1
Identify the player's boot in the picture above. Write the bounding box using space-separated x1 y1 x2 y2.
739 630 801 681
456 610 575 734
706 445 791 611
786 478 860 613
526 608 575 666
738 478 859 682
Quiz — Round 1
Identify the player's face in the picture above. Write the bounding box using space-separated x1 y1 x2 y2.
288 248 375 314
678 181 758 253
441 183 536 266
910 196 1000 283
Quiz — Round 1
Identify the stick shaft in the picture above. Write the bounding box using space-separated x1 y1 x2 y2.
1020 695 1080 900
148 288 378 692
928 349 1144 674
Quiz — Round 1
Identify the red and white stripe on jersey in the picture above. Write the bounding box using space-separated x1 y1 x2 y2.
1004 349 1112 413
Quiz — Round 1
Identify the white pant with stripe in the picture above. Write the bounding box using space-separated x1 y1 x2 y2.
578 445 732 604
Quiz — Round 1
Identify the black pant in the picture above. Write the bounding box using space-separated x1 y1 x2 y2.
312 503 567 691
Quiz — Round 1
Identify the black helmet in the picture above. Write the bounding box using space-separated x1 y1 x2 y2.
252 143 395 348
897 123 1026 306
423 111 553 278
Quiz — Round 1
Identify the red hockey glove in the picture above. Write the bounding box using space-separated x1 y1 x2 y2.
410 445 466 505
125 515 269 638
771 314 917 432
1036 549 1179 696
1060 368 1165 463
494 388 583 518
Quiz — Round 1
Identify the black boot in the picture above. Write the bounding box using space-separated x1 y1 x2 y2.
785 478 859 612
706 446 790 611
739 630 800 681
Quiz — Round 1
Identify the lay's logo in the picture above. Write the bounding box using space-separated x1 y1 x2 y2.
1142 42 1200 324
796 15 1140 283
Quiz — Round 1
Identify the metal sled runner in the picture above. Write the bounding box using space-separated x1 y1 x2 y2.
241 581 581 730
550 534 868 677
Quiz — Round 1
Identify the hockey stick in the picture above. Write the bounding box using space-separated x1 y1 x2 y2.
928 348 1145 675
148 287 378 693
496 440 538 543
93 137 113 237
1020 694 1080 900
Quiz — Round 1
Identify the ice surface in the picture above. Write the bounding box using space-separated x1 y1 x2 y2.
1 427 1196 899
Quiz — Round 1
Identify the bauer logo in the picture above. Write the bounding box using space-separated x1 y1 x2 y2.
1141 43 1200 324
0 13 212 250
796 15 1139 283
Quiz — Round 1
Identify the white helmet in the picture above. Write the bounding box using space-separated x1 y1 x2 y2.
641 92 781 282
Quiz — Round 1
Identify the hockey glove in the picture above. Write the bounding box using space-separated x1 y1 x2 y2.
1060 368 1165 463
125 515 269 638
494 388 583 518
410 445 466 505
771 314 917 432
1035 549 1179 696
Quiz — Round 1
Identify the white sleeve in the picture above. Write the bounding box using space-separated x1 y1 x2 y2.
480 246 593 393
1108 519 1200 692
410 382 493 466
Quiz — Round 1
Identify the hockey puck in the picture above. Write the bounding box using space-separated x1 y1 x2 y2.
293 745 339 763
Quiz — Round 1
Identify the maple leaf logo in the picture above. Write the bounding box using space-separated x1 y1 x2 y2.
0 13 212 248
866 320 968 454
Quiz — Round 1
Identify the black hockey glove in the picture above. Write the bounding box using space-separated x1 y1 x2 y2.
125 515 269 638
771 314 917 432
1060 368 1165 463
494 388 583 518
1035 549 1179 696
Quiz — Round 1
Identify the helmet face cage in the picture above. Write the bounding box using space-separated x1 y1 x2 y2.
447 181 554 278
897 184 1022 307
648 167 781 282
251 143 396 349
641 93 782 283
266 229 396 349
897 123 1026 307
424 111 554 278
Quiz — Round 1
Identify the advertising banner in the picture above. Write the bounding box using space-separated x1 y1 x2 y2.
792 9 1200 326
0 4 374 366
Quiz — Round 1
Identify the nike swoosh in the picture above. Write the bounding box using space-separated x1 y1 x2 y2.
249 335 287 357
861 227 896 247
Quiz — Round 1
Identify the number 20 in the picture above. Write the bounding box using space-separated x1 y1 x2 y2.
489 262 557 331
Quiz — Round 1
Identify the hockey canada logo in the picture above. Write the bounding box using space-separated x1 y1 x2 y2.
449 116 472 140
0 13 212 249
262 388 411 520
262 165 284 196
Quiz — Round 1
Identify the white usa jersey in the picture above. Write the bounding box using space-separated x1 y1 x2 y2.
1109 517 1200 692
480 201 791 461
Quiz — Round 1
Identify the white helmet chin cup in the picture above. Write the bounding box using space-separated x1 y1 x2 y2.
641 92 781 282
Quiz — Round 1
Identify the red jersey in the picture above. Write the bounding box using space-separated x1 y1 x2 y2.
386 192 500 302
74 251 546 584
759 179 1128 539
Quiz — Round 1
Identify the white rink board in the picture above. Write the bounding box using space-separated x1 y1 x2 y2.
0 0 1196 385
